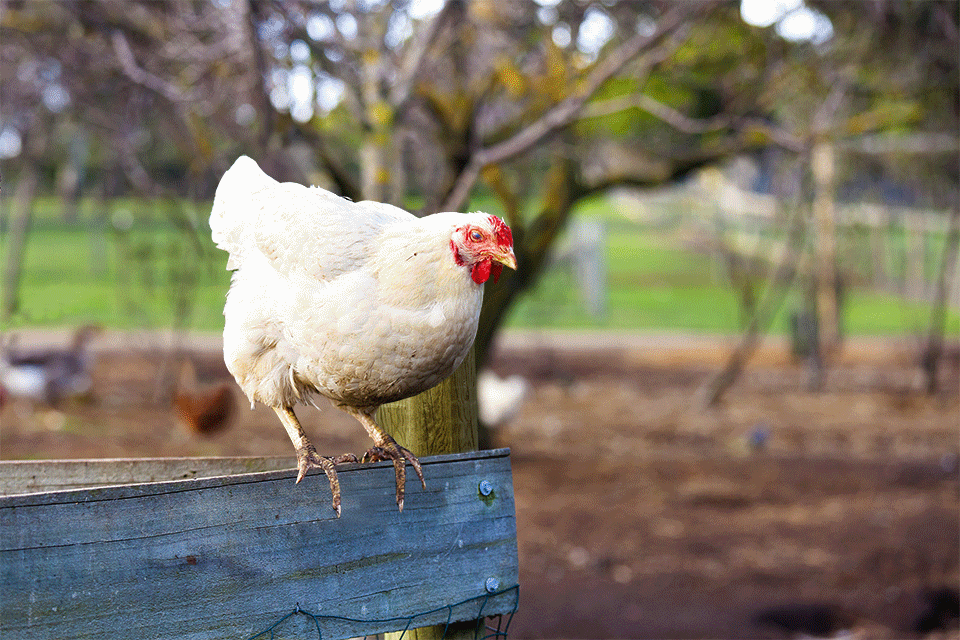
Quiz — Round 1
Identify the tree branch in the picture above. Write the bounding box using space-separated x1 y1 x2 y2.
581 92 731 132
389 0 458 108
110 30 198 103
290 122 362 200
838 133 960 155
246 0 278 149
919 201 960 393
440 3 714 212
580 92 806 152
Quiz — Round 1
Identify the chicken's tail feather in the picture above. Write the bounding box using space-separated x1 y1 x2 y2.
210 156 277 269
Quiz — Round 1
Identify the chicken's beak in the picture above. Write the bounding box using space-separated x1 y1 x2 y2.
495 247 518 271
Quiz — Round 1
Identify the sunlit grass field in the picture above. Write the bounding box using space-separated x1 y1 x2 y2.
4 196 958 337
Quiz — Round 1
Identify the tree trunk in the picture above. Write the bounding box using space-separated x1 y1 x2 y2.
359 42 392 203
812 141 839 355
2 164 40 324
474 156 578 367
378 346 479 640
919 204 960 394
694 250 803 408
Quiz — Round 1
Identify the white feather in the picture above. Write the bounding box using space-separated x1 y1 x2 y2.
211 157 503 411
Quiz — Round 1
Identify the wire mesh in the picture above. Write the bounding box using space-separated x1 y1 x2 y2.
247 584 520 640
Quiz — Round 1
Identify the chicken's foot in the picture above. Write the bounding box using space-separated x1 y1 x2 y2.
362 435 425 511
274 406 358 517
341 405 425 512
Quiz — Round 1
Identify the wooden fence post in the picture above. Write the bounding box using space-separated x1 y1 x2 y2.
377 346 480 640
377 346 479 458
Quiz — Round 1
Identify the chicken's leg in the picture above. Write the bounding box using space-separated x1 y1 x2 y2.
274 406 358 517
339 405 425 511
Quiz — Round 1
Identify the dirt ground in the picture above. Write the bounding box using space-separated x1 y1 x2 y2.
2 331 958 639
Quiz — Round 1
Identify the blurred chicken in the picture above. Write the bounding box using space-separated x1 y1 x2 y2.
477 370 530 427
172 358 237 436
0 325 101 405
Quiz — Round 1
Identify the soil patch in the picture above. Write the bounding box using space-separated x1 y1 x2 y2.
2 333 957 638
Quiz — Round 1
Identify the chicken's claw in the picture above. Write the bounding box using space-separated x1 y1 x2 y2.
362 437 425 512
295 444 359 517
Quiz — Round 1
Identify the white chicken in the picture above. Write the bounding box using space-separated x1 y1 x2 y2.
210 156 516 515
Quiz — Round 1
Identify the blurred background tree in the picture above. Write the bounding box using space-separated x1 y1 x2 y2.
1 0 957 387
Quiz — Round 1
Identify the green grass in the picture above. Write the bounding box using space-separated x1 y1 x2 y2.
504 215 959 336
4 196 958 337
6 202 231 330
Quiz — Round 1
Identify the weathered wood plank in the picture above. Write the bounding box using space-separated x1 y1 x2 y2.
0 449 518 640
0 456 293 496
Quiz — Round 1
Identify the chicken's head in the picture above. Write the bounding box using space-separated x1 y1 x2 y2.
451 215 517 284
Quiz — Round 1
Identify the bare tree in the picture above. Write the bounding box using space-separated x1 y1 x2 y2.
2 0 955 381
920 203 960 394
1 132 46 323
694 0 958 404
695 156 809 408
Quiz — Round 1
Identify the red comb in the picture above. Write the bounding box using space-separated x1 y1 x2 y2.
488 215 513 247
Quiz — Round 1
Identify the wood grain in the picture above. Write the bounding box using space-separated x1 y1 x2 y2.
0 456 292 496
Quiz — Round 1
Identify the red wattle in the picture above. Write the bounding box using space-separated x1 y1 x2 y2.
491 262 503 283
471 259 492 284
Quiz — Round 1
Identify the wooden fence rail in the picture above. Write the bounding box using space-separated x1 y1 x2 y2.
0 449 519 640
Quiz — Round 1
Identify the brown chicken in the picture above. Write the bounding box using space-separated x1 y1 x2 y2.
173 358 237 436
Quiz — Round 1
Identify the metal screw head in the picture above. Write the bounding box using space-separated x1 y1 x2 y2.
485 577 500 594
478 480 494 497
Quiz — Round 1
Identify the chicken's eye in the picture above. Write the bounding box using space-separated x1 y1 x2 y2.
470 229 483 242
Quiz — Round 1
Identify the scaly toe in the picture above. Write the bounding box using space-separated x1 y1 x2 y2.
294 445 347 517
403 448 425 490
360 438 424 511
362 446 387 464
